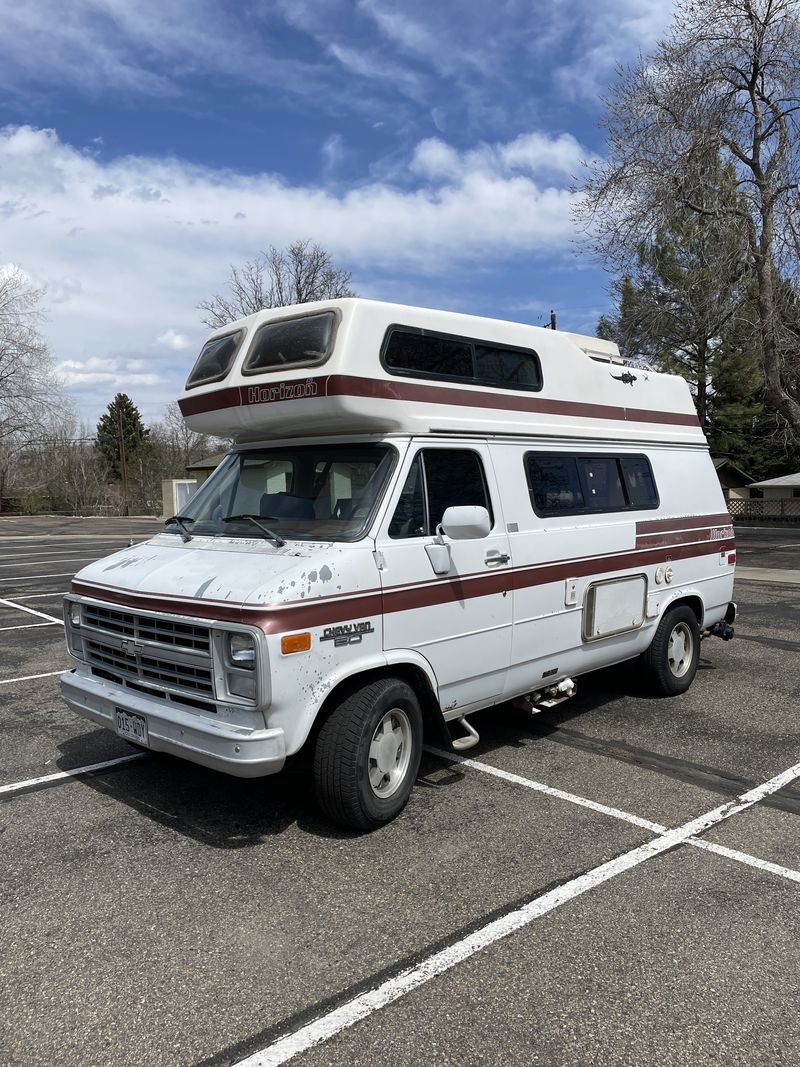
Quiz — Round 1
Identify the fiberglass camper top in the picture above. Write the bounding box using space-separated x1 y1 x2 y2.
177 298 703 444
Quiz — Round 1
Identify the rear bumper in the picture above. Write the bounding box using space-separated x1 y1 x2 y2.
60 668 286 778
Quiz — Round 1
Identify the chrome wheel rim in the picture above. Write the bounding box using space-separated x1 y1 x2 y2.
368 707 412 798
668 622 694 678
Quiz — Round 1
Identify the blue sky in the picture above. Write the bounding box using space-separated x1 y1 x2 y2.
0 0 673 425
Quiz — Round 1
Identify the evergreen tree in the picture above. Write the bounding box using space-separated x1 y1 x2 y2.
95 393 150 480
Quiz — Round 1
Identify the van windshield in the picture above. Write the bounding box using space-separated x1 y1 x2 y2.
177 443 396 543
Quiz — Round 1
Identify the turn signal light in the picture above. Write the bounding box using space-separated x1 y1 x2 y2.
281 632 311 655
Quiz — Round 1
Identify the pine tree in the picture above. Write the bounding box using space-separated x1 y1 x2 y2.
95 393 150 480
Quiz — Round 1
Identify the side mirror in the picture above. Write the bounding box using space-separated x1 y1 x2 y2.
440 505 491 540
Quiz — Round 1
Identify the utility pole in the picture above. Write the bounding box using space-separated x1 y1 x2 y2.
117 404 129 517
550 309 557 330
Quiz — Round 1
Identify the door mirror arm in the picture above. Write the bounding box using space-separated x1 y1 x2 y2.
425 530 451 576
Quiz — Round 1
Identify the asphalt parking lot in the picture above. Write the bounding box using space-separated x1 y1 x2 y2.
1 517 799 1067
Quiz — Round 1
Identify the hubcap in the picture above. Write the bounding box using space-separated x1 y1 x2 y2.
668 621 694 678
368 707 412 798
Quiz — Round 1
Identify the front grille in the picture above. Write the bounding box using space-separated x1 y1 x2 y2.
83 603 210 653
85 640 214 695
78 602 216 708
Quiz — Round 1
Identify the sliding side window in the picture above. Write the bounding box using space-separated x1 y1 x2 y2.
525 452 659 517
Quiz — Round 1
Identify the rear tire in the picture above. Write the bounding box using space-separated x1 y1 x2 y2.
313 677 423 830
641 605 700 696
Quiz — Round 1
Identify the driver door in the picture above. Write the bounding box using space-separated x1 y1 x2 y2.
375 442 513 713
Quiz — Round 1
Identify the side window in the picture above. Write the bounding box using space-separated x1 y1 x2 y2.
388 456 426 538
525 452 658 516
185 330 243 388
382 326 542 392
621 455 659 508
389 450 493 538
526 455 584 514
383 331 472 379
582 457 626 509
424 450 493 530
474 344 542 390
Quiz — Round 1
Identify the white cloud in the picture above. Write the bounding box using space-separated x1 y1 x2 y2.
0 123 586 420
321 133 345 175
156 328 192 351
411 132 587 183
55 356 165 389
550 0 674 101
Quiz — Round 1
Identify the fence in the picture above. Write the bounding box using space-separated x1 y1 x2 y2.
728 497 800 522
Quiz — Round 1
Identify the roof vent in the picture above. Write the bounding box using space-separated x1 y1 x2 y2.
563 332 623 364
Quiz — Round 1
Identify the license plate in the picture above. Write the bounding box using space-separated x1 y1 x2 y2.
113 707 149 746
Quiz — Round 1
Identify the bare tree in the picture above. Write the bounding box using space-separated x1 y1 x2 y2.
576 0 800 438
149 401 230 472
0 266 59 442
0 267 63 511
198 239 357 329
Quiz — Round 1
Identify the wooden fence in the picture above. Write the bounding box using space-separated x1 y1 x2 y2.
728 497 800 522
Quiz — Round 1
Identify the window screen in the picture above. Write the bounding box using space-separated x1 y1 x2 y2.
525 452 658 516
382 326 542 392
243 312 336 374
389 449 494 538
185 330 243 388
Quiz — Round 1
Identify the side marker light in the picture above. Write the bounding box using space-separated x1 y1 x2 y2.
281 632 311 655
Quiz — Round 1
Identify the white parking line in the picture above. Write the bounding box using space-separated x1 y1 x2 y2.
237 756 800 1067
0 596 63 623
0 753 146 797
0 572 78 583
0 539 145 556
0 622 60 632
425 748 800 885
0 670 66 686
7 591 68 600
0 557 99 569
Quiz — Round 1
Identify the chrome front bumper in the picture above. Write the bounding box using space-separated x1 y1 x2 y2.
60 668 286 778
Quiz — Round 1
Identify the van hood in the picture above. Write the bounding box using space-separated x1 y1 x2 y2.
70 532 369 610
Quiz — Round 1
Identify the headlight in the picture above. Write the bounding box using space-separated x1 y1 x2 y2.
228 632 256 668
63 599 84 659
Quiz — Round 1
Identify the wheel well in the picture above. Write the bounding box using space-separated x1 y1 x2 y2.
666 594 704 627
307 664 449 751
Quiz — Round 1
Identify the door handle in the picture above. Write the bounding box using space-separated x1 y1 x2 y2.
485 552 510 566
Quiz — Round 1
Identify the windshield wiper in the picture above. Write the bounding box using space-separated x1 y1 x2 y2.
165 515 195 542
222 514 286 547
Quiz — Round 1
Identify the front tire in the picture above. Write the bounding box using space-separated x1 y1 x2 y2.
313 677 423 830
641 605 701 696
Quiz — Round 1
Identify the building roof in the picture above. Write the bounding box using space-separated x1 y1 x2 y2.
711 457 756 481
749 472 800 488
186 451 228 473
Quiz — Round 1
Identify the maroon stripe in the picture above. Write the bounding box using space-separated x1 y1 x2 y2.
635 512 732 534
178 385 243 416
72 538 734 636
70 580 248 624
635 528 734 550
178 372 700 428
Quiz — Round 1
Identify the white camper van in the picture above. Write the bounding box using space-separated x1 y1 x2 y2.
60 299 736 829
